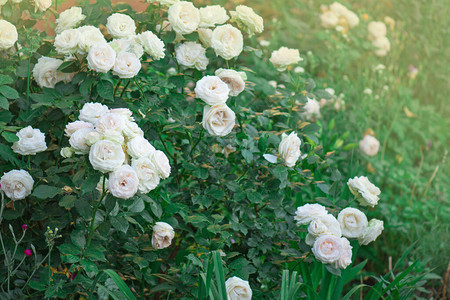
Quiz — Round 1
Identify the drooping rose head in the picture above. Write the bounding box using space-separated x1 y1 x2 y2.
358 219 384 245
202 104 236 137
230 5 264 36
152 222 175 249
107 165 139 199
0 170 34 201
347 176 381 207
89 140 126 173
312 235 343 264
359 134 380 156
337 207 368 239
278 131 301 167
12 126 47 156
211 24 244 61
194 76 230 106
168 1 200 35
215 69 246 97
106 13 136 39
225 276 252 300
0 20 18 50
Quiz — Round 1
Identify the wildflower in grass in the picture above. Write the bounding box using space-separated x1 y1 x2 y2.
24 249 32 257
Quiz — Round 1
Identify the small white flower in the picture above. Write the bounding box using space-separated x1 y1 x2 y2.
372 36 391 57
151 150 171 179
294 203 328 225
113 52 141 78
199 5 229 28
136 31 165 60
64 121 94 137
32 57 68 89
320 11 339 28
54 29 81 55
194 76 230 105
306 214 342 246
225 276 252 300
60 147 74 158
106 13 136 39
368 21 387 40
132 157 160 193
77 26 106 54
79 102 110 124
312 235 343 264
108 165 139 199
198 28 213 48
202 104 236 137
12 126 47 156
302 98 321 121
215 68 246 97
0 170 34 201
152 222 175 249
338 207 368 239
94 112 126 134
69 127 95 154
33 0 51 12
270 47 302 71
347 176 381 207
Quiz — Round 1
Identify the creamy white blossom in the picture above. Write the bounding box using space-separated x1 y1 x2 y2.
0 170 34 201
94 112 126 134
211 24 243 60
12 126 47 155
108 165 139 199
132 157 160 193
168 1 200 35
368 21 387 40
199 5 229 28
225 276 252 300
106 13 136 39
230 5 264 35
54 29 81 55
151 150 171 179
278 132 301 167
198 28 213 48
136 31 165 60
152 222 175 249
127 136 156 159
270 47 302 71
32 57 68 88
359 134 380 156
33 0 51 12
334 237 352 269
302 98 321 121
358 219 384 245
215 69 246 96
154 0 179 6
77 26 106 54
372 36 391 57
79 102 110 124
338 207 368 239
312 235 343 264
55 7 86 34
102 130 125 145
347 176 381 207
294 203 328 225
194 76 230 105
89 140 125 173
175 42 208 71
320 11 339 28
306 214 342 246
113 52 141 78
202 104 236 137
69 127 95 153
60 147 74 158
87 43 116 73
122 121 144 139
0 20 18 50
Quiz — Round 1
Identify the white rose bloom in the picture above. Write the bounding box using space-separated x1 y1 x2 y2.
368 21 387 40
312 235 343 264
79 102 110 124
108 165 139 199
347 176 381 207
60 147 74 158
85 131 102 146
89 140 125 173
69 127 95 153
194 76 230 105
123 121 144 139
151 150 171 179
106 13 136 39
306 214 342 246
302 98 321 121
127 136 156 159
87 43 116 73
55 7 86 34
175 42 209 71
54 29 81 55
338 207 368 239
334 237 353 269
32 57 66 89
372 36 391 57
320 11 338 28
198 28 213 48
278 131 301 167
0 170 34 201
294 203 328 225
225 276 252 300
359 134 380 156
230 5 264 35
155 0 179 6
269 47 302 71
113 52 141 78
0 20 18 50
64 121 94 137
211 24 243 60
12 126 47 155
202 104 236 137
199 5 229 28
168 1 200 35
136 31 165 60
33 0 51 12
215 69 246 97
102 130 125 145
358 219 384 245
110 108 133 120
95 112 126 134
132 157 160 193
108 38 144 58
77 26 106 54
343 10 359 28
152 222 175 249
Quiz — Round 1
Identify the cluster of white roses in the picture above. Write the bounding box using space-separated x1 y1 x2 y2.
319 2 360 32
61 103 171 199
368 21 391 57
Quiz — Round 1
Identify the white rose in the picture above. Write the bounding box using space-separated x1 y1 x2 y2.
168 1 200 35
198 28 213 48
151 150 171 179
113 52 141 78
320 11 338 28
278 131 301 167
359 134 380 156
107 165 139 199
132 157 160 193
79 102 110 124
306 214 342 245
175 42 209 71
312 235 343 264
136 31 165 60
60 147 74 158
211 24 243 60
87 43 116 73
152 222 175 249
54 29 81 55
225 276 252 300
347 176 381 207
102 130 125 145
0 170 34 201
269 47 302 71
338 207 368 239
368 21 387 40
194 76 230 105
0 20 18 50
64 120 94 137
12 126 47 156
215 69 246 97
329 3 349 18
85 131 102 146
77 26 106 54
302 98 321 121
32 57 66 89
372 36 390 57
89 140 125 173
202 104 235 137
199 5 229 28
110 108 133 120
342 10 359 28
122 121 144 139
230 5 264 35
55 7 86 34
294 203 328 225
33 0 51 12
69 127 95 153
155 0 179 6
127 136 156 159
106 13 136 39
358 219 384 245
334 237 352 269
95 112 126 134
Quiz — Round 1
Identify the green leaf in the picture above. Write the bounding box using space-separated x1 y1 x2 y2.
0 95 9 110
58 243 82 256
0 85 19 99
0 75 13 85
81 173 101 195
241 149 253 163
128 198 145 213
97 80 114 100
58 60 79 73
85 247 106 262
163 31 176 43
31 185 61 199
70 230 86 249
81 258 99 274
59 195 77 209
1 131 18 142
148 199 163 218
184 31 199 41
103 269 137 300
110 216 129 233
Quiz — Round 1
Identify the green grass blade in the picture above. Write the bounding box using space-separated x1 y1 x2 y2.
342 284 385 300
103 269 137 300
212 251 227 300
